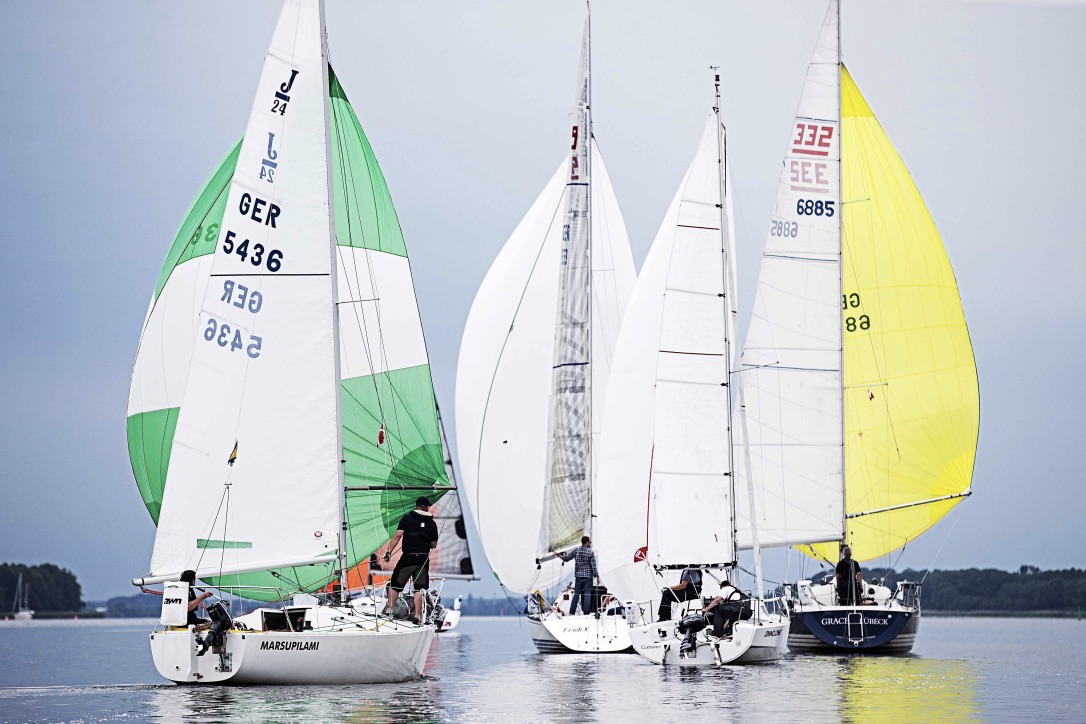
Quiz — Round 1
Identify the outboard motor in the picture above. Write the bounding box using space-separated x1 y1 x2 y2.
676 613 707 658
196 601 232 656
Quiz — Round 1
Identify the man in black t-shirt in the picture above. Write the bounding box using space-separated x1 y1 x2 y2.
836 546 862 605
385 497 439 623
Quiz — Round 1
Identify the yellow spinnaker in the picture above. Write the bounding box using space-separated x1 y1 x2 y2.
806 66 979 564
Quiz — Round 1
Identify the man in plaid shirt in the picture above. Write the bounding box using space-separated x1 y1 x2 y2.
555 536 599 615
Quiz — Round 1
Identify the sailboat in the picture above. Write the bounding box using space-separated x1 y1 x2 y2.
11 573 33 621
126 0 450 683
456 4 638 654
737 0 979 654
598 76 789 666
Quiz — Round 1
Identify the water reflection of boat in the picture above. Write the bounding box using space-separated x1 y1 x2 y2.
840 656 980 722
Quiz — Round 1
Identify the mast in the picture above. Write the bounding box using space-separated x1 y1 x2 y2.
318 0 348 596
713 70 739 583
836 0 847 554
584 0 594 538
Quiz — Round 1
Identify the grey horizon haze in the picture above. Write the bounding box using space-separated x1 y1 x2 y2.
0 0 1083 602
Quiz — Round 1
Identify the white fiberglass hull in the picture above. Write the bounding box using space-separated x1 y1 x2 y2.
527 612 632 654
150 606 433 684
628 615 788 666
437 608 461 632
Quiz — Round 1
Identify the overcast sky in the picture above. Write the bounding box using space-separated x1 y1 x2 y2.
1 0 1083 601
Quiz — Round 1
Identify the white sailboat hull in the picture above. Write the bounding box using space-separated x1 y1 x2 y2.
628 614 789 666
437 608 461 632
151 606 434 685
527 612 633 654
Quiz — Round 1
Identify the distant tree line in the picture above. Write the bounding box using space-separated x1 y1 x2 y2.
0 563 83 613
824 566 1086 613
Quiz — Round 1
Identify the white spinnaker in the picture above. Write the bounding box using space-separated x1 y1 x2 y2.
151 0 341 578
736 0 843 550
128 256 216 416
456 143 635 594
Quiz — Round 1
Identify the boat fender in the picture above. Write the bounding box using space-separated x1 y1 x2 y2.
160 582 189 627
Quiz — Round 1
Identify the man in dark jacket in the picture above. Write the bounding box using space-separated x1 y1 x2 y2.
836 545 862 605
657 567 702 622
385 497 439 622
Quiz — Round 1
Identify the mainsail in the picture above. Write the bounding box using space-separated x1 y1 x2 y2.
128 1 447 599
737 0 978 563
539 15 594 556
595 110 739 602
456 14 635 595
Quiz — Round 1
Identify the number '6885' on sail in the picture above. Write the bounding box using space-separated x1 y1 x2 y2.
126 0 451 684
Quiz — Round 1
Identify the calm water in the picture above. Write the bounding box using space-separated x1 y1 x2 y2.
0 616 1082 722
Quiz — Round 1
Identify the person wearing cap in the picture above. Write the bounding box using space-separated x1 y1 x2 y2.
385 497 439 623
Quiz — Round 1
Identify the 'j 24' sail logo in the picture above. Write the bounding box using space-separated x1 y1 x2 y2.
271 69 299 116
260 132 278 183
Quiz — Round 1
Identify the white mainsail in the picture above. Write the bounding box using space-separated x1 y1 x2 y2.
539 16 594 557
150 0 341 581
735 1 844 551
596 113 739 601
